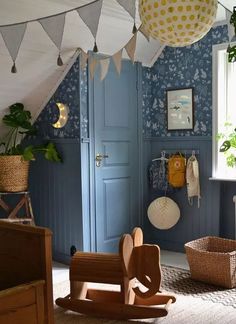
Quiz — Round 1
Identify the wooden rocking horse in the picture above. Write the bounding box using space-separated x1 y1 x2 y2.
56 227 176 320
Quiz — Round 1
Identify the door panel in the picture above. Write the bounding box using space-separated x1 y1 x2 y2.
104 177 130 239
103 141 129 166
93 60 139 252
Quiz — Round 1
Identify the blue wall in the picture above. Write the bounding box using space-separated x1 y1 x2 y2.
142 25 228 137
142 25 236 249
29 24 235 259
34 58 88 139
28 58 89 262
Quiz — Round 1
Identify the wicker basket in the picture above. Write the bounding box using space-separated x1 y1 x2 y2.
0 155 30 192
185 236 236 288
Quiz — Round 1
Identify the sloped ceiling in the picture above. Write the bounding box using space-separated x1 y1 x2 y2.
0 0 234 137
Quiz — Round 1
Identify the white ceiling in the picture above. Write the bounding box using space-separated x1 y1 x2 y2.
0 0 234 136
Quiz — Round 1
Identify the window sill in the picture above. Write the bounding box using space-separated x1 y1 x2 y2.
209 177 236 182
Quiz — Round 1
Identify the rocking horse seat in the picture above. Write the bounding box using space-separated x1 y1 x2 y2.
70 252 123 284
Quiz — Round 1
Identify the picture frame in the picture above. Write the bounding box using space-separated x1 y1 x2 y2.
166 87 194 131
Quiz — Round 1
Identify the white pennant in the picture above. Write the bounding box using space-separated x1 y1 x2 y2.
100 58 110 80
125 33 137 62
77 0 103 39
112 49 123 75
226 10 235 41
116 0 136 19
139 24 150 42
80 49 88 70
39 13 65 50
0 23 27 61
89 57 98 80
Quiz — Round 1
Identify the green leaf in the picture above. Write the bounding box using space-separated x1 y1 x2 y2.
230 6 236 35
44 142 62 162
220 140 231 152
22 145 35 161
227 45 236 63
226 154 236 168
216 133 224 140
3 103 34 130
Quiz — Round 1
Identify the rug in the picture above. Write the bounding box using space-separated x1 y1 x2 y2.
54 265 236 324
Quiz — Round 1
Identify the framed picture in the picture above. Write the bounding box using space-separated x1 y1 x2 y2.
166 87 194 130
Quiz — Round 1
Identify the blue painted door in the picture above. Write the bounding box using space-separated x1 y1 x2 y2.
92 60 140 252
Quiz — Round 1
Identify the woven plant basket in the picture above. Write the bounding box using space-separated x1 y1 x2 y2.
0 155 30 192
185 236 236 288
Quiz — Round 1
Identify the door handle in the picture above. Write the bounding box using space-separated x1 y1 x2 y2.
95 153 109 167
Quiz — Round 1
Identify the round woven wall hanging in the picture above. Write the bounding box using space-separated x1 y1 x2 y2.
147 197 180 230
139 0 218 47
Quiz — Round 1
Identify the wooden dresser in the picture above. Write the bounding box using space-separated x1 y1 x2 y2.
0 221 54 324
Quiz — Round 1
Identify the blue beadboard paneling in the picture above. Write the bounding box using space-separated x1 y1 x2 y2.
220 182 236 239
28 139 83 264
143 137 221 252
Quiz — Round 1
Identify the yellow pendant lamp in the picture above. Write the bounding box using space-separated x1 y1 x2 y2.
139 0 218 47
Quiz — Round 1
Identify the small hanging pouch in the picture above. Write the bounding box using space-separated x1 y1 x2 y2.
186 155 201 207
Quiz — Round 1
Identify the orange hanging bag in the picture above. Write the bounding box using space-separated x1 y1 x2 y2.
168 153 186 188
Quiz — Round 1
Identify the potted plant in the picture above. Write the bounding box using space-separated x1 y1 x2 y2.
0 102 61 192
217 122 236 167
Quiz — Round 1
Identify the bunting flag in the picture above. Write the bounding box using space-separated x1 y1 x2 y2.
39 13 65 66
77 0 103 52
112 49 123 75
0 23 27 73
116 0 136 19
89 56 98 80
139 24 150 42
80 49 88 70
0 0 158 78
100 58 110 80
124 33 137 63
116 0 136 33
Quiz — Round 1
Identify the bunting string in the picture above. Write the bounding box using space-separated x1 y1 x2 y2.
0 0 234 75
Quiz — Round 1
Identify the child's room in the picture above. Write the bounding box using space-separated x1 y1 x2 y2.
0 1 236 323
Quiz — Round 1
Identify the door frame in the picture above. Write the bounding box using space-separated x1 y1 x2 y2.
87 58 144 252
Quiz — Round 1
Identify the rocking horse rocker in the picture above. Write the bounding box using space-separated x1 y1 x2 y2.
56 228 176 320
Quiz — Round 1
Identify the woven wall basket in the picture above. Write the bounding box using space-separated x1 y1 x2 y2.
0 155 30 192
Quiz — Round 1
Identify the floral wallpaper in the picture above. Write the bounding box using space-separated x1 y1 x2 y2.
34 57 88 139
34 25 228 140
142 25 229 138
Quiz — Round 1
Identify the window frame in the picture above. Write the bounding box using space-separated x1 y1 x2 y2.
212 42 236 181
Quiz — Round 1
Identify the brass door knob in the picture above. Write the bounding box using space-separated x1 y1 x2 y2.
95 153 109 167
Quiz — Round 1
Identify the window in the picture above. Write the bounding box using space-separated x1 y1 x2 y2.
212 42 236 180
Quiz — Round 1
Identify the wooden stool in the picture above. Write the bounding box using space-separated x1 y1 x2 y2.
0 191 35 225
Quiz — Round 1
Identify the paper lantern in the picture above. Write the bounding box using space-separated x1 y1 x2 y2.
147 197 180 230
139 0 218 47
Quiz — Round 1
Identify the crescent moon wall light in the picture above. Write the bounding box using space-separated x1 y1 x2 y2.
52 103 69 128
139 0 218 47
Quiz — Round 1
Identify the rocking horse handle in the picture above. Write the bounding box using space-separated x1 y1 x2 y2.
132 244 161 299
131 227 143 247
119 227 144 277
120 231 162 299
119 233 134 277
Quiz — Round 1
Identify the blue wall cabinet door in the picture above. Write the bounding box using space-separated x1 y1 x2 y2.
90 60 141 252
